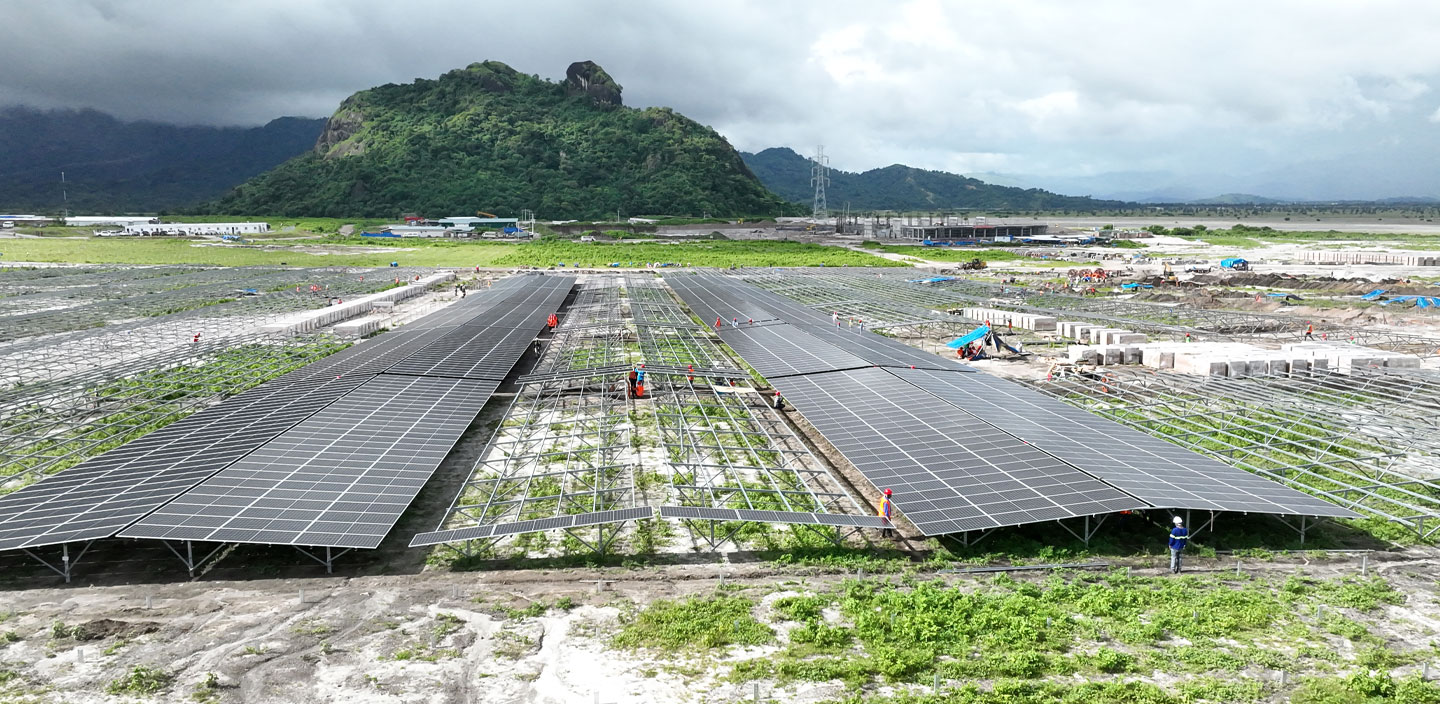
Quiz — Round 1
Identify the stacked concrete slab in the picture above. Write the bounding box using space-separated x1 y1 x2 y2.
960 307 1057 331
1280 342 1421 372
1300 251 1439 266
1068 341 1319 377
260 271 454 335
1057 321 1147 345
1066 339 1420 377
332 316 387 338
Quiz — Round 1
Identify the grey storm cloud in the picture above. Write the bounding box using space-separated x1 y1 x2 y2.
5 0 1440 200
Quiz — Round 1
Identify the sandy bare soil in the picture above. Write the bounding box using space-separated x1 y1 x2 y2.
0 548 1436 703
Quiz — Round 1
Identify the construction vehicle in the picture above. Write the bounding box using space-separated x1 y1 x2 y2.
1162 261 1177 284
476 211 498 218
959 258 987 271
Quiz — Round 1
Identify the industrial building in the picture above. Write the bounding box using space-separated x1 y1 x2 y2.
891 222 1049 242
65 216 159 227
121 222 270 236
437 216 519 230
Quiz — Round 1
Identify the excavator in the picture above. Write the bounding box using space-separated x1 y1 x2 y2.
1162 261 1177 284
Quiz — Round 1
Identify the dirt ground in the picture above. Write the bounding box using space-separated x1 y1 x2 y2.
0 548 1435 703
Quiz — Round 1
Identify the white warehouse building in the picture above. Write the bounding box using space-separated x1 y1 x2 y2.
66 216 159 227
122 222 271 236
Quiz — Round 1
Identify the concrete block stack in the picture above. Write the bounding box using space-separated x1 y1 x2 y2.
1281 342 1421 373
1065 338 1420 377
260 271 455 335
332 316 387 338
1068 341 1319 377
1299 251 1439 266
1057 321 1148 345
959 307 1057 331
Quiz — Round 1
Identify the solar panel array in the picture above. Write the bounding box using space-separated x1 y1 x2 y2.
677 273 1356 534
668 274 972 373
890 367 1357 518
773 368 1144 534
386 324 539 380
123 375 498 548
717 325 869 378
0 274 576 552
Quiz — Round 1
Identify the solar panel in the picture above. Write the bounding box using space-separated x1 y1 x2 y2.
386 325 537 380
889 367 1358 518
772 368 1145 535
708 276 974 372
717 325 870 378
0 371 374 550
666 275 777 326
658 506 741 521
122 375 499 549
0 273 564 553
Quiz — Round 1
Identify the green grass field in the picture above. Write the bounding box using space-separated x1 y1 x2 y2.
0 236 900 268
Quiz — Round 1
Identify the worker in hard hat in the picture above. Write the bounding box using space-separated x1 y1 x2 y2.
1168 516 1189 573
879 488 894 538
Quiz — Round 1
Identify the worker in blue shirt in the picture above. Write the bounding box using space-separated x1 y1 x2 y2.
1168 516 1189 573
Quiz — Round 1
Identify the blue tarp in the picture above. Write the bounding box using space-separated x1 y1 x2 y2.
909 276 957 284
502 226 520 234
1221 258 1247 268
361 232 399 238
946 325 991 349
1360 289 1386 301
1264 292 1289 298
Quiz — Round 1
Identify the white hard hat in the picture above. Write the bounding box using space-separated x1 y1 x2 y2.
1172 516 1183 525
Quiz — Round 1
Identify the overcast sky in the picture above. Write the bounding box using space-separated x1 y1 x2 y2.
5 0 1440 200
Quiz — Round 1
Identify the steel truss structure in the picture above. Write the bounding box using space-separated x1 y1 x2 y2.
416 276 877 556
1033 367 1440 539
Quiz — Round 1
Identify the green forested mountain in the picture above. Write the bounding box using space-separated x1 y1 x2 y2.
741 147 1128 211
206 61 794 219
0 108 324 212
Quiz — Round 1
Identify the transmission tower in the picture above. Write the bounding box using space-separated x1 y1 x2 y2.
810 145 829 221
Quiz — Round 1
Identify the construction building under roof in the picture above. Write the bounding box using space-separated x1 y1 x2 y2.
892 222 1050 242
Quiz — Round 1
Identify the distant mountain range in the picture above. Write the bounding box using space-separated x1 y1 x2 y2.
0 107 324 212
740 147 1127 211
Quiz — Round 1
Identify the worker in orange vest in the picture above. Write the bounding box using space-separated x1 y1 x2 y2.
1304 322 1314 341
547 313 558 330
879 488 894 537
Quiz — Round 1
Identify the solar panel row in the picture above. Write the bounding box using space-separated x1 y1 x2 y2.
772 368 1144 535
717 325 870 378
668 274 971 374
0 274 575 552
890 367 1356 518
681 273 1356 534
122 375 499 548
